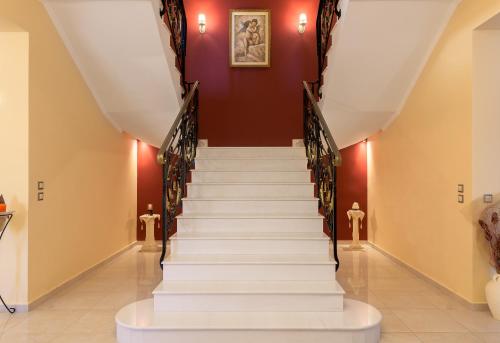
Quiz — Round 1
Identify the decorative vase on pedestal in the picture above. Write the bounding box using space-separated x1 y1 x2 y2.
478 202 500 320
486 274 500 320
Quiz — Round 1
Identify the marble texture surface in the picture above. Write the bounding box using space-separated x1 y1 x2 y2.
1 244 499 342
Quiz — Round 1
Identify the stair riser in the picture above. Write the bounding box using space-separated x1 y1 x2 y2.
117 327 381 343
187 184 314 199
191 171 311 183
195 159 308 171
177 218 324 234
153 293 343 312
183 200 318 215
170 239 329 255
196 147 306 159
163 264 336 281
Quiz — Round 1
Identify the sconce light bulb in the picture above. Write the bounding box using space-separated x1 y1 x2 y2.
198 13 206 33
299 13 307 25
298 13 307 34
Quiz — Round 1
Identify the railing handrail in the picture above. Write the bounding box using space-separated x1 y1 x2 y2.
157 81 200 165
302 81 341 166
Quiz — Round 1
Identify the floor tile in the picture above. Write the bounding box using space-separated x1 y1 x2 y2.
392 309 468 333
380 333 421 342
416 332 483 342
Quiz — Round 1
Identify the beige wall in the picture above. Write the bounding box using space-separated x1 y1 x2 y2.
472 25 500 298
368 0 500 304
0 29 29 306
0 0 137 305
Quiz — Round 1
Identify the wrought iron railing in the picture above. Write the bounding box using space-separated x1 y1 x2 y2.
316 0 342 89
157 81 199 268
303 81 342 270
160 0 188 95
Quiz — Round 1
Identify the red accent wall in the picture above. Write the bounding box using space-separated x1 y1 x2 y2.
137 141 163 240
336 141 368 240
184 0 319 146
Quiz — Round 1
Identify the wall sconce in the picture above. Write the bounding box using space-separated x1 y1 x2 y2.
298 13 307 34
198 13 206 33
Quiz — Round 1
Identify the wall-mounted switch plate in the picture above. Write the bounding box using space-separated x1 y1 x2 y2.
484 194 493 203
37 192 44 201
458 194 464 203
37 181 44 190
458 184 464 193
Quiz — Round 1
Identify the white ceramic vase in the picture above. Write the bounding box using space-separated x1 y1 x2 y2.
486 274 500 320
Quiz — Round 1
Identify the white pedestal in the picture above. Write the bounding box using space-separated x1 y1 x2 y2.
139 214 161 252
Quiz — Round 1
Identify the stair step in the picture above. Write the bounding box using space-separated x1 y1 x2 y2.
194 158 308 171
152 280 345 312
176 214 324 233
191 170 311 183
162 254 336 281
116 298 382 343
196 147 306 159
187 182 314 199
170 232 329 255
182 198 319 215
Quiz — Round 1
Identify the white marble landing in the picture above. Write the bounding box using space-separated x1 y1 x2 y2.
116 298 381 343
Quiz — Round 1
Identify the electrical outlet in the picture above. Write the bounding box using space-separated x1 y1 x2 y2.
37 192 44 201
484 194 493 203
458 194 464 203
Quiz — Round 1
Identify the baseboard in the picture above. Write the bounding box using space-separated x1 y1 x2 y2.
367 241 488 311
23 241 138 312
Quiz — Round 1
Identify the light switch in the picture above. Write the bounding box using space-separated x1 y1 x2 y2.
458 194 464 203
37 192 44 201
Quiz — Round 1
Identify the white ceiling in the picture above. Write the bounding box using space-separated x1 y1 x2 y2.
320 0 460 148
43 0 182 147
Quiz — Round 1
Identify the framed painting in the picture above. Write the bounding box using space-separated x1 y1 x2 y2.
229 9 271 67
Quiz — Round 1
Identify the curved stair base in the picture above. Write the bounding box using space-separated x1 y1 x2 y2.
116 298 382 343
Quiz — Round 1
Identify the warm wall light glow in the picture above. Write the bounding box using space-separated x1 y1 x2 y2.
198 13 206 33
298 13 307 34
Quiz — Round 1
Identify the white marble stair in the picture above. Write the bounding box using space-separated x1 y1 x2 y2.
116 145 382 343
195 158 308 171
182 198 319 214
162 254 336 281
191 170 311 183
170 232 330 255
152 280 345 312
176 214 325 233
196 147 306 159
187 182 314 198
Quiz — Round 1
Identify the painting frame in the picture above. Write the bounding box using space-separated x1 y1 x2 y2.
229 9 271 68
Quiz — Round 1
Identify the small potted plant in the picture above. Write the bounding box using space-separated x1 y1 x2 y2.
479 203 500 319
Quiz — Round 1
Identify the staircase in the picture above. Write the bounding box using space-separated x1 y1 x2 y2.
116 146 382 343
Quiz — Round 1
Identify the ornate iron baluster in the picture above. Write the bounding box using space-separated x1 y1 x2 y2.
303 81 341 271
157 82 199 268
316 0 342 92
160 0 188 96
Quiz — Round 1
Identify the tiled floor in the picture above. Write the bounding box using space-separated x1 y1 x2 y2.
0 243 498 342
